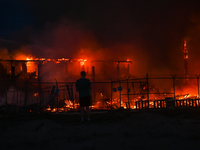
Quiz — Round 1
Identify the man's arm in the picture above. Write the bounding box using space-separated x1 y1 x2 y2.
76 86 79 92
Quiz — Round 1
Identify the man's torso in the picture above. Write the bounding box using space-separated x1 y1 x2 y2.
76 78 91 97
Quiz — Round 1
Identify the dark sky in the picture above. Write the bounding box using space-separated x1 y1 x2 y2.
1 0 200 75
1 0 198 44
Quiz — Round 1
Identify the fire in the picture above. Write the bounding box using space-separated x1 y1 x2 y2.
26 57 33 61
79 59 87 66
15 55 37 74
58 58 69 61
46 105 51 111
9 54 200 112
26 57 37 73
33 92 38 97
10 55 91 80
35 58 45 61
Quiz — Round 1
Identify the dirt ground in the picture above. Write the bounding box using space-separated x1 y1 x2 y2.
1 108 200 150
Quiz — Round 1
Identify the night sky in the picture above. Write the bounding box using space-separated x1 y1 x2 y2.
1 0 200 75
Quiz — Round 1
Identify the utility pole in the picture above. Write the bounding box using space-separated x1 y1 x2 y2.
183 40 188 78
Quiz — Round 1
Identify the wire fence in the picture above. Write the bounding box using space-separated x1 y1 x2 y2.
1 74 200 114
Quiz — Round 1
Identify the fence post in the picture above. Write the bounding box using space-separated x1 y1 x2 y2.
196 74 200 98
110 78 113 110
125 76 130 109
24 80 28 107
172 75 176 100
38 72 42 113
6 90 7 114
117 79 121 108
71 83 74 110
55 79 58 112
146 73 149 101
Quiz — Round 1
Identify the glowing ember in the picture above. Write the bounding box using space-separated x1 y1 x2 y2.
33 93 39 97
46 105 51 111
58 58 69 61
35 58 45 61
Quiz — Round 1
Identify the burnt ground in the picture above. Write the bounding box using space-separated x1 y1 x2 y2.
1 107 200 149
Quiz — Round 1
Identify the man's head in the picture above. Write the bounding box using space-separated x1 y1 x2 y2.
81 71 86 77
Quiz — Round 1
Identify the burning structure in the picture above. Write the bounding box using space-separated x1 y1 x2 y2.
0 39 200 113
0 56 133 112
0 57 132 81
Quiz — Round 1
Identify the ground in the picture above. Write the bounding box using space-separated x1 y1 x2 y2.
1 108 200 150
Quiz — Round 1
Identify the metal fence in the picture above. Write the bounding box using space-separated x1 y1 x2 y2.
1 74 200 113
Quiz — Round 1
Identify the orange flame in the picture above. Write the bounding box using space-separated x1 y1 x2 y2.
26 57 36 73
33 93 39 97
79 59 87 66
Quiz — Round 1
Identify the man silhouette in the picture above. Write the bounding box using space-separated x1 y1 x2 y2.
76 71 91 122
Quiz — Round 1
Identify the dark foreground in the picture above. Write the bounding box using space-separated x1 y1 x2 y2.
1 108 200 150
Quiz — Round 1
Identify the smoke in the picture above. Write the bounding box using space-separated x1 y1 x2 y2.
28 20 96 59
184 13 200 75
0 48 10 60
21 19 151 79
2 1 200 77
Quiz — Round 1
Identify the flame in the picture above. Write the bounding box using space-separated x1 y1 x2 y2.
58 58 69 61
26 57 37 73
26 57 33 61
46 105 51 111
12 55 200 111
79 59 87 66
35 58 45 61
33 92 38 97
43 90 200 113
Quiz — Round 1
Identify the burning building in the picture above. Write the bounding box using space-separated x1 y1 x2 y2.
0 56 133 112
0 43 199 113
0 57 132 81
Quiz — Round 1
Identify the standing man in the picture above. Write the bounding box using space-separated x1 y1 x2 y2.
76 71 91 122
